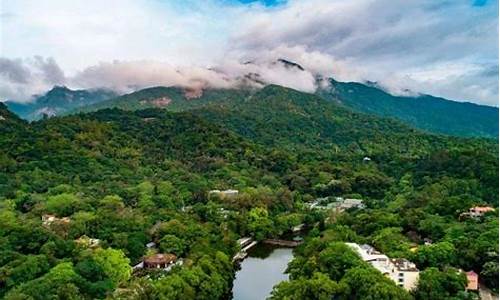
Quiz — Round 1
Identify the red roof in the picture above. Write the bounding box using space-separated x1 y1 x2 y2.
471 206 494 212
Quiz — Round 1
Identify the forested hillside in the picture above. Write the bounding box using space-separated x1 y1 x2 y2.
0 85 497 299
318 78 499 138
70 81 499 140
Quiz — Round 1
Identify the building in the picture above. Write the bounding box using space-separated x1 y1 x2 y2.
75 235 100 248
340 198 365 210
468 206 495 218
146 242 156 249
42 214 57 225
390 258 420 291
310 197 365 212
460 206 496 220
346 243 419 291
208 189 239 199
143 253 177 269
465 271 479 291
42 214 71 226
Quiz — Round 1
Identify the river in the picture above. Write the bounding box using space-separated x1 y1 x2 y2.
232 244 293 300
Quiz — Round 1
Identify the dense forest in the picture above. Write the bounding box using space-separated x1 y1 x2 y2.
0 84 497 299
317 78 499 138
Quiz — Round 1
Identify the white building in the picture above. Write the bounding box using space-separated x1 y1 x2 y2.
346 243 419 291
309 197 365 211
208 189 239 199
340 198 365 210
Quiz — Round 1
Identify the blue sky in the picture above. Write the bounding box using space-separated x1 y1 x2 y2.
0 0 498 105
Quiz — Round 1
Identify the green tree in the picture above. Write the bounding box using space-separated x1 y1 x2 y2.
481 261 499 291
371 227 411 257
92 248 131 287
270 272 347 300
341 267 412 300
413 267 468 300
317 242 365 281
45 193 79 216
414 242 457 269
159 235 186 256
248 207 273 241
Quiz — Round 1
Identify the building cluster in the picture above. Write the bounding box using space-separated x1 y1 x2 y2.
309 197 365 211
346 243 480 292
346 243 419 291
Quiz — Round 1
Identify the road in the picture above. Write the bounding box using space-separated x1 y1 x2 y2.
479 284 498 300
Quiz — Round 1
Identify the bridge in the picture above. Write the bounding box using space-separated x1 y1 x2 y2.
233 237 258 262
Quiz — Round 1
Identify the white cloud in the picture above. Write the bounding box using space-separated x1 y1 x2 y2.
0 0 497 105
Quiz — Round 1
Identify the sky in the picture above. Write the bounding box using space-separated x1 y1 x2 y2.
0 0 498 106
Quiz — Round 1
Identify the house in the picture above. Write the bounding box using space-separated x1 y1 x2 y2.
340 198 365 210
75 235 100 248
42 214 70 226
42 214 57 225
465 270 479 291
143 253 177 269
309 197 364 211
468 206 495 218
460 206 496 220
390 258 420 291
208 189 239 199
346 243 419 291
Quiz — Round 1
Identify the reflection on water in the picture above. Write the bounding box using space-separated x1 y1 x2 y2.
232 244 293 300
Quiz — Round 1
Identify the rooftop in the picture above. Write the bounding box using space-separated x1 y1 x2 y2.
391 258 419 272
144 253 176 265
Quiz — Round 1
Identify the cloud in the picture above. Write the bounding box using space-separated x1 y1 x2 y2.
0 0 498 105
0 58 31 84
0 57 66 101
72 60 235 92
229 0 498 105
33 56 66 85
71 56 318 94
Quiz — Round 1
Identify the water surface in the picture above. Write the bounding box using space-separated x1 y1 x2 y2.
232 244 293 300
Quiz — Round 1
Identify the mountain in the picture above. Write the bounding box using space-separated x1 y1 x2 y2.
72 72 498 139
0 102 26 132
74 84 495 159
317 78 499 138
189 85 433 153
75 86 251 114
5 86 118 120
0 85 497 299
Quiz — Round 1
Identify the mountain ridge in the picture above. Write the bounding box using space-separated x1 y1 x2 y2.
4 76 498 138
317 78 498 138
4 86 118 121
